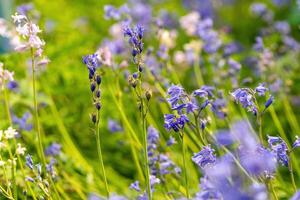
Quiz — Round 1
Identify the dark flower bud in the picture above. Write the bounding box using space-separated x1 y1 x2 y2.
91 114 97 124
138 65 143 72
96 75 102 85
132 80 137 88
90 82 96 92
132 49 138 57
145 90 152 101
133 72 138 79
95 102 101 110
265 96 274 109
96 90 101 98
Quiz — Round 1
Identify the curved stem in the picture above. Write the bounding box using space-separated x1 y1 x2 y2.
289 153 297 192
96 110 109 198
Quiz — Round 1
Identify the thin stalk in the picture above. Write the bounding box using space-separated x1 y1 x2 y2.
180 133 190 199
96 110 109 198
288 153 297 192
141 99 151 200
30 48 60 199
3 82 37 200
269 181 278 200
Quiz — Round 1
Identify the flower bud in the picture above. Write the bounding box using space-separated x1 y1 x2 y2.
95 102 101 110
91 113 97 124
90 82 96 92
96 75 102 85
96 90 101 98
145 90 152 101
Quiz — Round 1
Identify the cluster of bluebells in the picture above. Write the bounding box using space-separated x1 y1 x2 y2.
12 13 50 67
123 24 144 65
82 53 103 124
231 83 273 116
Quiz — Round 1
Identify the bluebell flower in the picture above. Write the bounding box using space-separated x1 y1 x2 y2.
211 98 226 119
274 21 290 35
7 81 19 91
292 136 300 149
186 101 198 114
25 176 35 183
291 190 300 200
192 145 216 169
104 5 121 20
108 119 123 133
45 142 61 156
12 112 32 131
200 85 215 97
82 54 100 79
25 155 34 170
16 3 34 15
250 3 267 17
164 114 189 132
147 126 159 145
265 95 274 109
253 37 264 52
215 130 235 146
166 84 185 108
223 42 242 57
268 135 289 166
167 136 176 146
195 177 222 200
46 158 56 177
231 89 254 108
123 24 144 62
193 89 208 98
129 180 140 192
255 83 268 96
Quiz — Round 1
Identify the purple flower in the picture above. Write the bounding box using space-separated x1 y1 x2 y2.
215 130 235 146
108 119 123 133
12 112 32 131
292 136 300 149
195 177 222 200
104 5 121 20
167 136 176 146
255 83 268 96
192 145 216 169
166 84 185 107
193 89 208 98
231 89 254 108
274 21 290 35
25 155 34 170
186 101 198 114
164 114 189 132
268 135 289 166
45 143 61 156
129 180 140 192
291 190 300 200
147 126 159 147
265 95 274 109
7 81 19 91
253 37 264 51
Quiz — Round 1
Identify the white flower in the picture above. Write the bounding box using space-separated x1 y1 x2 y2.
16 143 26 155
37 57 50 66
11 12 27 23
16 23 30 37
30 24 42 35
28 35 45 48
0 160 5 167
179 12 200 36
4 127 18 139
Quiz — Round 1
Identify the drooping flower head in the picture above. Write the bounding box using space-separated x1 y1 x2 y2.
164 114 189 132
192 145 216 169
267 135 289 166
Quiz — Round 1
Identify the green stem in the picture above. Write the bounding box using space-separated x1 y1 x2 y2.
289 153 297 193
30 48 60 199
96 110 109 198
181 133 190 199
141 100 151 200
269 180 278 200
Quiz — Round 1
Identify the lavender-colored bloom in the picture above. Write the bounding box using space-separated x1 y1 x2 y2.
12 112 32 131
250 3 267 17
147 126 159 145
129 180 140 192
104 5 121 20
192 145 216 169
186 101 198 114
25 155 34 170
16 3 34 15
201 85 215 97
195 177 222 200
46 158 56 177
215 130 235 146
211 98 226 119
88 193 101 200
265 95 274 109
292 136 300 149
274 21 290 35
228 58 241 72
268 135 289 166
108 119 123 133
25 176 35 183
83 54 100 79
7 81 19 91
45 142 61 156
223 42 242 57
231 89 253 108
193 89 208 98
240 146 276 176
253 37 264 52
166 84 185 107
164 114 189 132
167 136 176 146
291 190 300 200
255 83 268 96
283 36 300 51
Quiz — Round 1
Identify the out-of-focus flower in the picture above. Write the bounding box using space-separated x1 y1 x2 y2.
108 119 123 133
16 143 26 155
291 190 300 200
192 145 216 169
96 46 112 67
45 142 61 156
129 180 140 192
179 12 200 36
255 83 268 96
4 127 18 139
292 136 300 149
